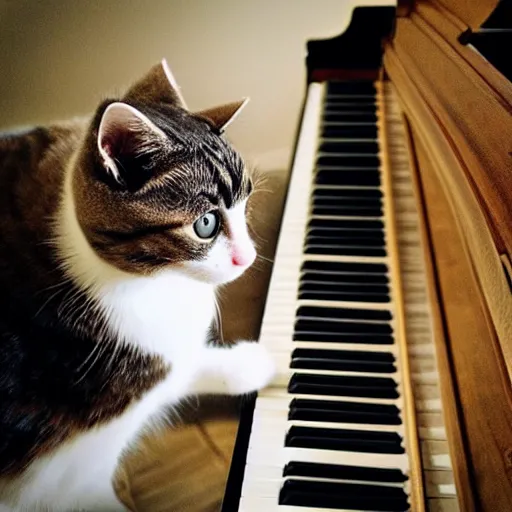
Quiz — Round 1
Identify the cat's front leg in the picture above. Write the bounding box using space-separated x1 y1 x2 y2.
190 342 276 396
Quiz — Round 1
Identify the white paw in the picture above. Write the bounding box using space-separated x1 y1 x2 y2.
225 341 277 395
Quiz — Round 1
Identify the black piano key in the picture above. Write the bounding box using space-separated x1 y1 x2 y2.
301 271 388 285
308 218 384 230
315 169 381 187
288 373 399 399
285 426 404 454
318 141 379 153
292 348 396 366
299 282 389 296
307 230 385 242
313 193 382 203
311 206 383 217
312 197 382 208
313 192 381 201
283 461 408 483
299 282 389 294
290 355 396 373
279 479 409 511
289 399 402 425
313 188 383 199
295 318 391 333
317 154 380 167
305 245 387 257
305 235 384 248
324 112 378 124
293 331 393 343
324 103 377 114
322 124 378 139
309 229 385 243
297 291 391 303
327 81 377 95
296 306 392 321
301 260 387 273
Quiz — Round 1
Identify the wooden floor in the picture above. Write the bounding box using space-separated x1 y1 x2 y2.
114 169 288 512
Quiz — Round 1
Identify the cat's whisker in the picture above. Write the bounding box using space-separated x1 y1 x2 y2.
250 187 273 196
247 225 268 247
34 287 67 318
248 260 270 275
75 341 104 384
257 254 274 264
35 278 69 297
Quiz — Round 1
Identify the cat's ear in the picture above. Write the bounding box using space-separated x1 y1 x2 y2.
195 98 249 134
97 102 168 185
123 58 187 109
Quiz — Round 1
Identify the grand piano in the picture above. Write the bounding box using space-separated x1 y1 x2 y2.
220 1 512 511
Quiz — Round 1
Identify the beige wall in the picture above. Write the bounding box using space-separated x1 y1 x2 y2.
0 0 393 171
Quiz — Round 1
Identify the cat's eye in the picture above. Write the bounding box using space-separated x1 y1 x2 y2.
193 211 220 239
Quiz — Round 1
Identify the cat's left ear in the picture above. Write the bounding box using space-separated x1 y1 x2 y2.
97 102 168 185
195 98 249 134
123 58 187 109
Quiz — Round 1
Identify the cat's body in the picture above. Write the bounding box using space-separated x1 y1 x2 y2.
0 60 275 511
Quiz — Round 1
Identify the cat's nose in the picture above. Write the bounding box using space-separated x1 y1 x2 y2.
231 245 256 267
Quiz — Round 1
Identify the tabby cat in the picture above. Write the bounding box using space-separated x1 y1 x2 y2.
0 59 275 511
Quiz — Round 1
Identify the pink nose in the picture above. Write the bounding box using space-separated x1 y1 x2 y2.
231 247 256 267
231 254 245 266
232 254 247 266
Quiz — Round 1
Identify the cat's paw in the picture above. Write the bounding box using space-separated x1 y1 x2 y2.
225 341 276 395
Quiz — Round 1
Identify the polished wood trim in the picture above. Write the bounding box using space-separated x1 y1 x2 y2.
376 79 426 512
402 115 476 512
426 0 499 30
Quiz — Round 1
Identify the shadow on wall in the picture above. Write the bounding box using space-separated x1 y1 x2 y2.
0 0 394 172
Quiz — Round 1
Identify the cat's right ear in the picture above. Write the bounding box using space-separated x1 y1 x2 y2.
123 58 187 109
97 101 169 187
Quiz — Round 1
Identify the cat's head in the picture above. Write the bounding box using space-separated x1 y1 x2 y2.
72 59 256 286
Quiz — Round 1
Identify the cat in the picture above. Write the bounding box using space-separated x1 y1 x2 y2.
0 58 276 511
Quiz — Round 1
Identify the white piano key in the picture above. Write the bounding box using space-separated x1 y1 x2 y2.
421 440 453 470
239 496 370 512
251 413 405 435
261 338 399 354
244 465 408 489
290 341 398 353
428 498 460 512
242 476 407 499
256 389 401 406
246 445 409 472
272 367 400 384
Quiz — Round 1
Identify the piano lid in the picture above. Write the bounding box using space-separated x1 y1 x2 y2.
306 6 396 83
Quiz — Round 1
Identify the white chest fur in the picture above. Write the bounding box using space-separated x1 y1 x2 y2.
100 271 216 362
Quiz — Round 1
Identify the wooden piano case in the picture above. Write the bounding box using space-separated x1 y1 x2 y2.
383 1 512 510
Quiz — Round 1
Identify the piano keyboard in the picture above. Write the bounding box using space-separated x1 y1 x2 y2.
236 79 458 512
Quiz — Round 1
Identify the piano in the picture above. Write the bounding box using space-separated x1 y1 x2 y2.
221 0 512 510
